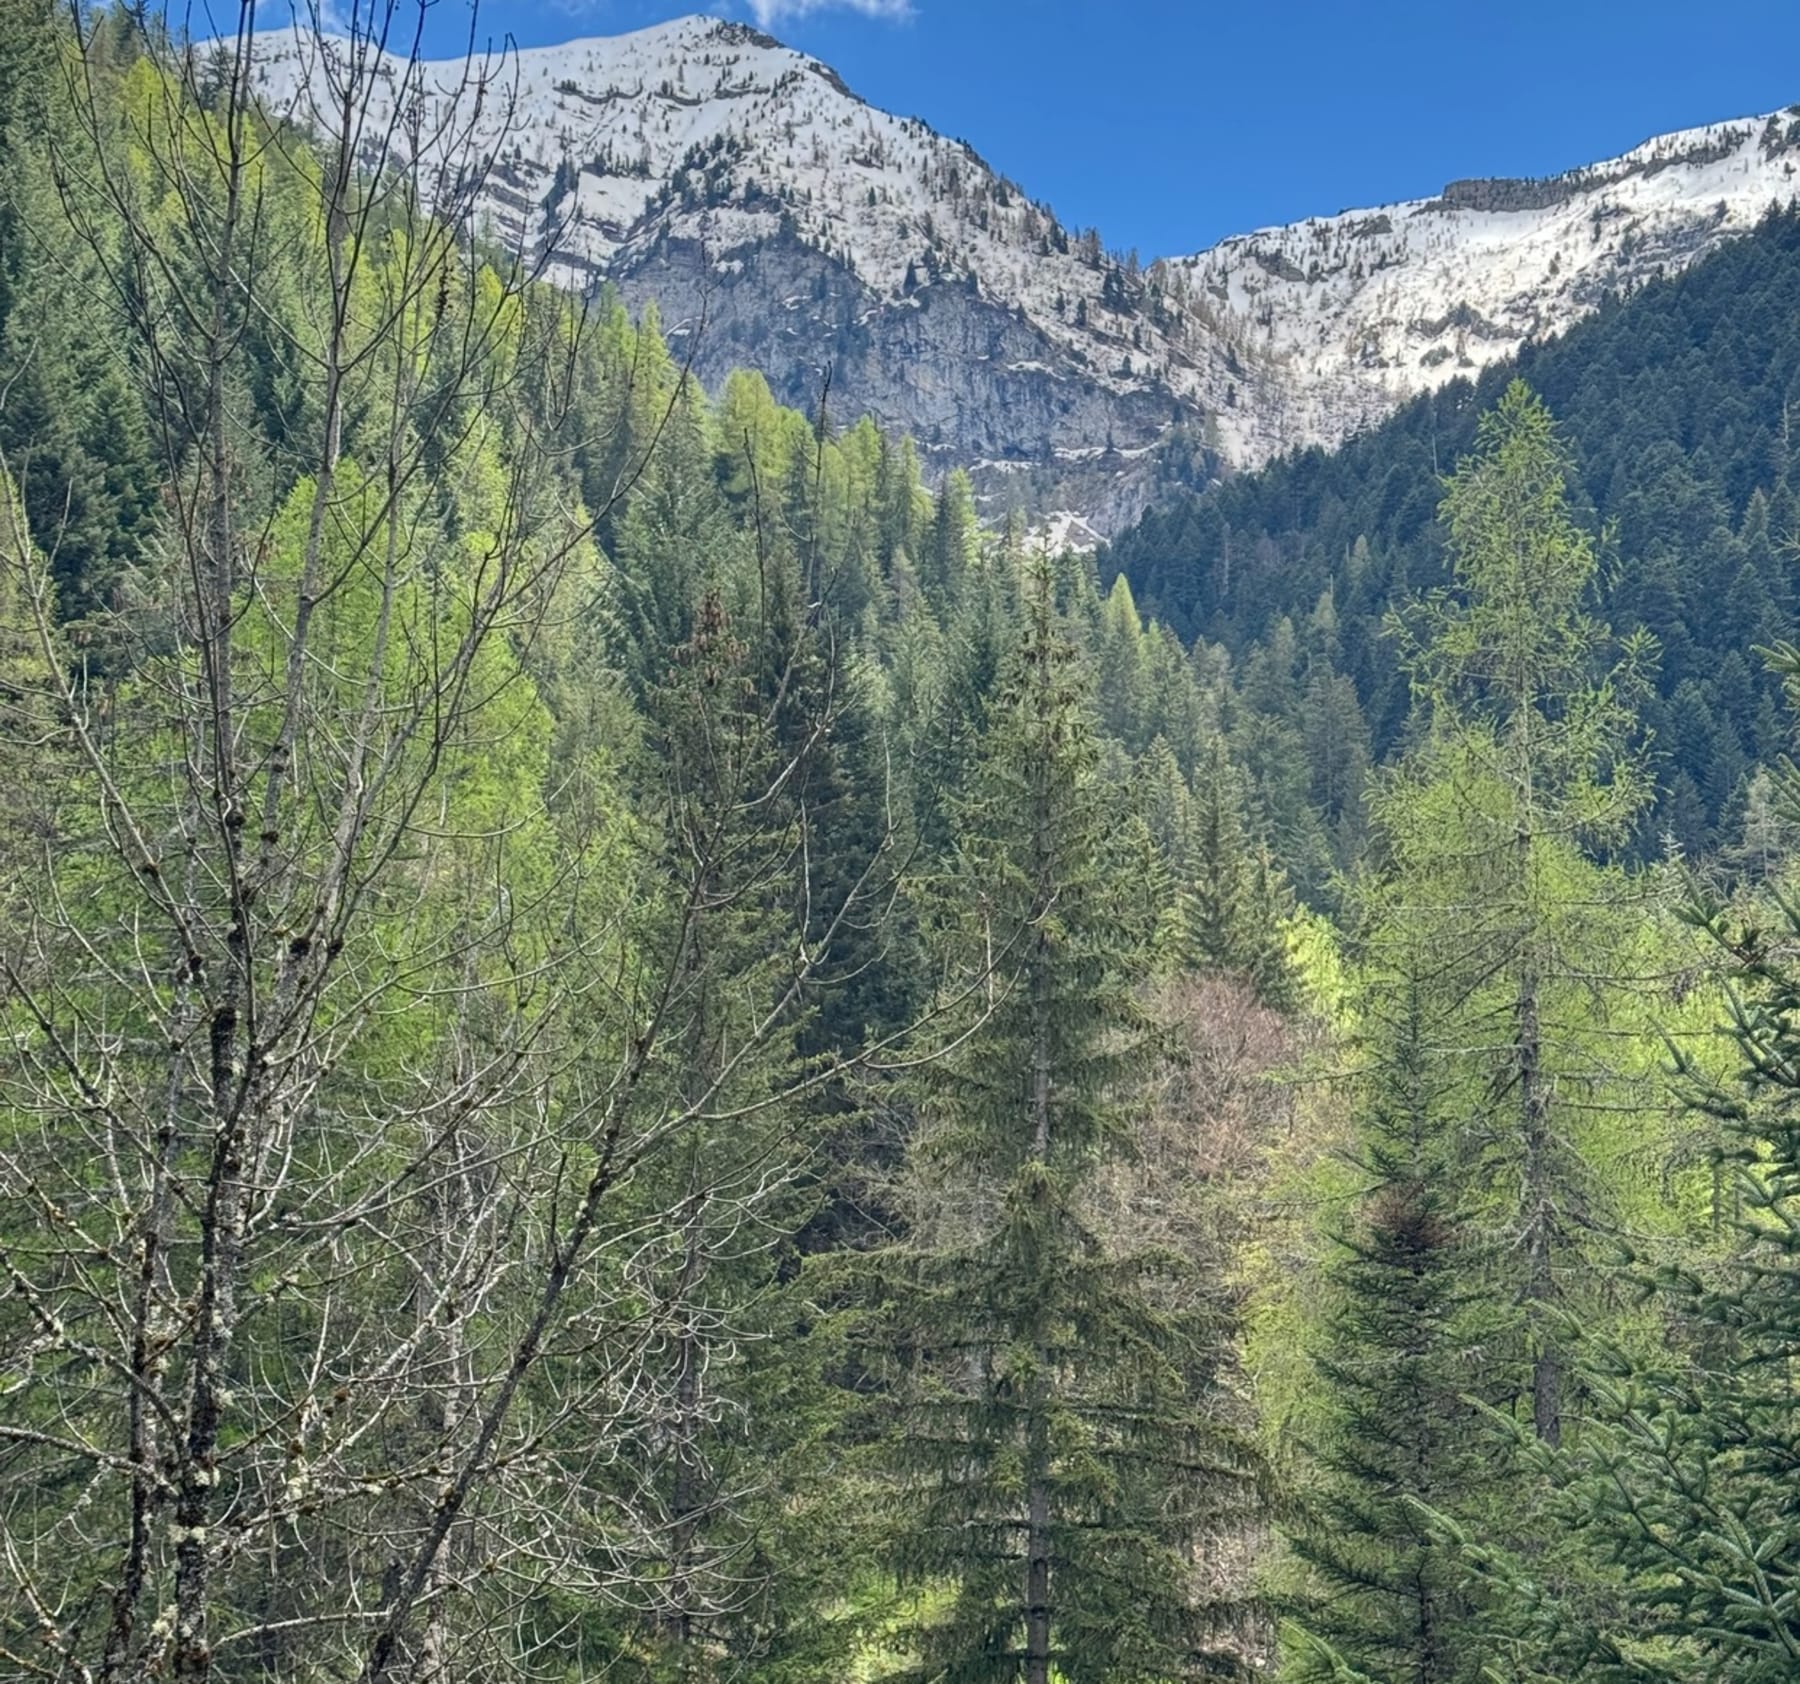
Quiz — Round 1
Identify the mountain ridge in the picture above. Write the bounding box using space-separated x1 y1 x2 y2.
1175 104 1800 459
238 12 1236 511
234 15 1800 530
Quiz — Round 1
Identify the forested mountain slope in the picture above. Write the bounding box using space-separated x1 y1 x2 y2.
8 10 1800 1684
0 12 1289 1674
1109 207 1800 855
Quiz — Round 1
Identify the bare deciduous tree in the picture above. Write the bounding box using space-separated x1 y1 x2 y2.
0 6 897 1679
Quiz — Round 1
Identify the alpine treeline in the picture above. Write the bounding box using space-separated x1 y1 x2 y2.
2 8 1799 1684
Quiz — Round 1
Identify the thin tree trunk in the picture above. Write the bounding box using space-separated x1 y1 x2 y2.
417 1121 476 1684
171 26 252 1671
1517 956 1560 1446
1025 883 1053 1684
667 1212 705 1671
1024 1469 1052 1684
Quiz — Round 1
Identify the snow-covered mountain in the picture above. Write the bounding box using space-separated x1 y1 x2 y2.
238 15 1238 529
1174 112 1800 462
237 16 1800 530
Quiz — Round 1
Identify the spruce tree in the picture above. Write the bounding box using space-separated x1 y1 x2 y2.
607 555 862 1684
924 468 979 601
609 397 743 700
1285 970 1498 1684
870 562 1264 1684
1180 737 1296 1009
910 535 1018 860
1504 863 1800 1684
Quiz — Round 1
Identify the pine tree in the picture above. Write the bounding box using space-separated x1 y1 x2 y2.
1298 594 1373 874
1285 970 1499 1684
1179 737 1295 1009
1231 614 1338 903
870 563 1264 1684
911 536 1017 860
1278 387 1670 1684
0 134 158 634
876 432 931 572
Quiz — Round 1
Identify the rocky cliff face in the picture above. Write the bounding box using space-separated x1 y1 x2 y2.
239 15 1237 532
240 17 1800 533
616 234 1188 465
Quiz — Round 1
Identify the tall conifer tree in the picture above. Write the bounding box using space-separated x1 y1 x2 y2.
1379 381 1652 1445
1180 737 1295 1009
1285 971 1498 1684
870 562 1264 1684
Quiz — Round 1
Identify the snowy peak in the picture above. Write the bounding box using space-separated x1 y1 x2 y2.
242 11 1185 366
1167 108 1800 456
242 15 852 277
239 17 1800 525
240 10 1241 524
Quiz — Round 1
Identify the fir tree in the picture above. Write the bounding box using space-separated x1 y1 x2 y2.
1285 973 1498 1684
870 563 1265 1684
924 468 980 602
608 537 865 1684
609 398 743 700
1179 737 1296 1009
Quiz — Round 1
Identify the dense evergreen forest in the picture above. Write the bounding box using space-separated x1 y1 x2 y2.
3 7 1800 1684
1107 206 1800 876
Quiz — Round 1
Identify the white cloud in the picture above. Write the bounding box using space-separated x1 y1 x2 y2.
745 0 913 29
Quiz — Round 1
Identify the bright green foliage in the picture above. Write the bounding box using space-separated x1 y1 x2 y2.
1373 381 1654 1447
1482 862 1800 1684
0 468 66 914
1404 381 1651 848
1270 387 1696 1684
869 564 1265 1684
15 16 1800 1684
1097 572 1153 749
0 19 904 1678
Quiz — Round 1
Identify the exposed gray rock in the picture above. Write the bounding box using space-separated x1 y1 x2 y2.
243 16 1800 532
619 232 1200 516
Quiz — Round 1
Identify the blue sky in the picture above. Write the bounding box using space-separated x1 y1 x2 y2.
394 0 1800 258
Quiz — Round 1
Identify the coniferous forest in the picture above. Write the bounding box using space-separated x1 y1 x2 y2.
3 7 1800 1684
